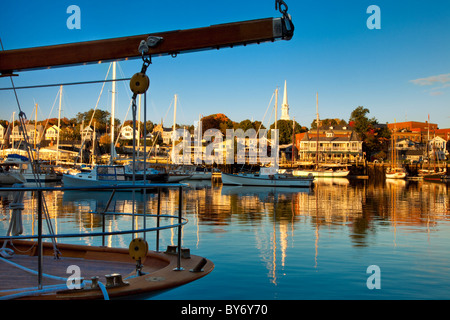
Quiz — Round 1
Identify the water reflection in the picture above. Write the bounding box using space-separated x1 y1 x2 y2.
0 179 449 296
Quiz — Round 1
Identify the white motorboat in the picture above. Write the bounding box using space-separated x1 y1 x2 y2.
62 164 154 188
221 167 314 188
3 154 61 183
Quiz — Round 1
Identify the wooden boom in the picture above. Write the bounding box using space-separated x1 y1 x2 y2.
0 17 293 74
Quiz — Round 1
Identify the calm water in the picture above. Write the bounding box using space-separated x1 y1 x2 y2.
1 178 449 300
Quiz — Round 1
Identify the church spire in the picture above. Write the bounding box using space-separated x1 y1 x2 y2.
280 80 290 120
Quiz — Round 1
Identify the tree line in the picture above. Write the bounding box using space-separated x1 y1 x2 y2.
1 106 391 159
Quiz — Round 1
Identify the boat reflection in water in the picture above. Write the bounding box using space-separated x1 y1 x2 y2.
1 178 449 299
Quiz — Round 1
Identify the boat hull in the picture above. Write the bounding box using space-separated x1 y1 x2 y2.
167 174 192 182
385 173 407 179
189 173 212 180
24 173 62 183
293 169 350 178
422 172 446 182
62 174 154 188
221 173 314 187
0 172 26 185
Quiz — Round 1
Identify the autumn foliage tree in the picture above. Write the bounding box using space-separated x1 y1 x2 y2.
349 106 391 157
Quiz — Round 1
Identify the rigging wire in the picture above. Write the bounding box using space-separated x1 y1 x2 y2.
0 78 132 91
0 36 61 258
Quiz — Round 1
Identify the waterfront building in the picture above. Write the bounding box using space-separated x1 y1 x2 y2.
0 124 6 146
152 122 173 145
10 124 43 146
120 125 139 140
295 125 363 164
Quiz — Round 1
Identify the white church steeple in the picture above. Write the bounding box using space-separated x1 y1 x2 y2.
280 80 290 120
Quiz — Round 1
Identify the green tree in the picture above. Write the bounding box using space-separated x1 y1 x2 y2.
348 106 391 157
76 108 120 134
269 120 307 144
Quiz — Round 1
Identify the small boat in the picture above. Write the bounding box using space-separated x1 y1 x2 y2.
167 172 192 183
0 164 26 185
385 167 408 179
420 170 446 182
2 154 61 183
221 167 314 188
292 168 350 178
62 164 155 188
188 166 213 180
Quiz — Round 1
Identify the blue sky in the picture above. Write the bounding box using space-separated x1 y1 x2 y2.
1 0 449 129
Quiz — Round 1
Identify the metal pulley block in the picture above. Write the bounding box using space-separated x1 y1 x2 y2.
130 72 149 95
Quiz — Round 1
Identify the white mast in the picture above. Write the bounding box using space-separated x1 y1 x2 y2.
275 88 278 131
11 111 15 150
316 92 319 169
274 88 279 168
281 80 290 120
56 85 62 163
110 61 117 164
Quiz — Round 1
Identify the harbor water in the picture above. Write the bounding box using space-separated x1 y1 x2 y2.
0 178 449 300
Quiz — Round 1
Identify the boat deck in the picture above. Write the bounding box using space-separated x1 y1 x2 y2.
0 240 213 300
0 254 139 291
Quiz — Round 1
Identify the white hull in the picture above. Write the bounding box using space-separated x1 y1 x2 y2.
385 167 407 179
0 172 26 185
62 174 153 188
293 169 350 178
167 174 192 182
24 173 61 183
221 173 314 188
385 173 407 179
189 172 212 180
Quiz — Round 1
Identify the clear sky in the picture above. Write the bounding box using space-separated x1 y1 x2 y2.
1 0 449 129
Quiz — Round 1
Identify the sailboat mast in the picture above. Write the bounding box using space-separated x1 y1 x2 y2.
316 92 319 169
171 94 178 163
57 85 62 163
110 61 116 164
292 116 295 165
12 112 15 150
34 103 38 150
274 88 278 131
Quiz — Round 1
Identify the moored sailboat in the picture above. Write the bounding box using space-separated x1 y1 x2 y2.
386 122 407 179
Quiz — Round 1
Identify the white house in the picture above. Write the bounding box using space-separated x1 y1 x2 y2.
0 124 5 145
81 125 94 141
120 125 139 140
45 125 60 141
428 136 447 160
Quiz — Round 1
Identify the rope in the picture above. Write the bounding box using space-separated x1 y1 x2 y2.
0 256 110 300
